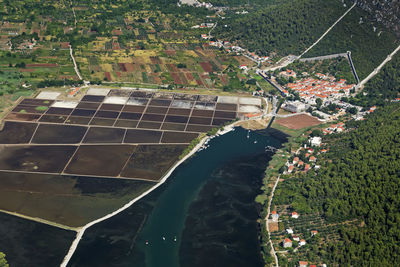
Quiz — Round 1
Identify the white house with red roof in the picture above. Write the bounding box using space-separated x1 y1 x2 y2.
291 211 300 219
282 238 293 248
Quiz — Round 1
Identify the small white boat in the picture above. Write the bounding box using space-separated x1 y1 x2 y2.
173 236 177 242
162 237 166 241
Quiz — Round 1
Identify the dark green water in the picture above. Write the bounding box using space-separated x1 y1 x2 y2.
69 127 286 267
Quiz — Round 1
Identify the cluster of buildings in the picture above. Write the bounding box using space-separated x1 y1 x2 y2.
284 72 355 104
207 40 270 64
178 0 213 9
299 262 327 267
323 122 345 135
274 211 318 249
285 136 325 174
193 22 215 29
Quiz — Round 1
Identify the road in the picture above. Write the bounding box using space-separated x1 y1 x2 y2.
265 174 280 267
69 45 83 80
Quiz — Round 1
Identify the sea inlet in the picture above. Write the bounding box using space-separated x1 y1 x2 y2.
68 127 286 267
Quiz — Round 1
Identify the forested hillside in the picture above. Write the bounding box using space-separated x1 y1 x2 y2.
347 53 400 107
304 3 399 79
358 0 400 37
274 104 400 265
214 0 352 56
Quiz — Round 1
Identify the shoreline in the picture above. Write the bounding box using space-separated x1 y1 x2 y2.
59 123 235 267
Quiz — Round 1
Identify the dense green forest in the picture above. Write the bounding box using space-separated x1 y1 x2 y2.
304 4 399 79
346 53 400 107
214 0 352 56
274 103 400 265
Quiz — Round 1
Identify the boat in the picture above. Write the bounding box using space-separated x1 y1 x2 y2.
173 236 177 242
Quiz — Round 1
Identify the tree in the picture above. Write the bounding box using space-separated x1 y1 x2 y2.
346 107 358 115
315 98 323 109
0 252 8 267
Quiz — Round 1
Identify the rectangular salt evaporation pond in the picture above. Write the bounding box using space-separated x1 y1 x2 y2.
39 115 68 124
0 145 77 173
99 103 124 111
137 121 162 130
13 105 47 114
217 96 238 104
81 95 105 103
108 89 132 97
186 124 213 133
0 121 37 144
193 102 215 110
118 112 142 120
64 145 136 177
141 113 165 122
86 88 110 96
149 99 171 107
123 105 146 113
191 109 214 117
153 92 174 99
130 90 154 98
126 97 149 106
171 100 193 109
94 110 120 119
83 127 126 143
19 99 54 106
89 118 116 126
161 131 198 144
76 102 101 110
31 124 87 144
45 107 74 116
103 96 129 105
124 129 162 143
161 123 186 131
212 117 232 126
173 93 198 101
51 101 79 109
197 94 217 102
120 144 186 181
35 91 60 100
146 106 169 114
5 113 41 122
214 110 237 119
239 105 261 113
167 108 191 116
164 115 189 124
215 103 237 111
188 116 212 125
239 97 262 106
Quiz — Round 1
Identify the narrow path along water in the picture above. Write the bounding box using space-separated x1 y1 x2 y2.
68 127 286 267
